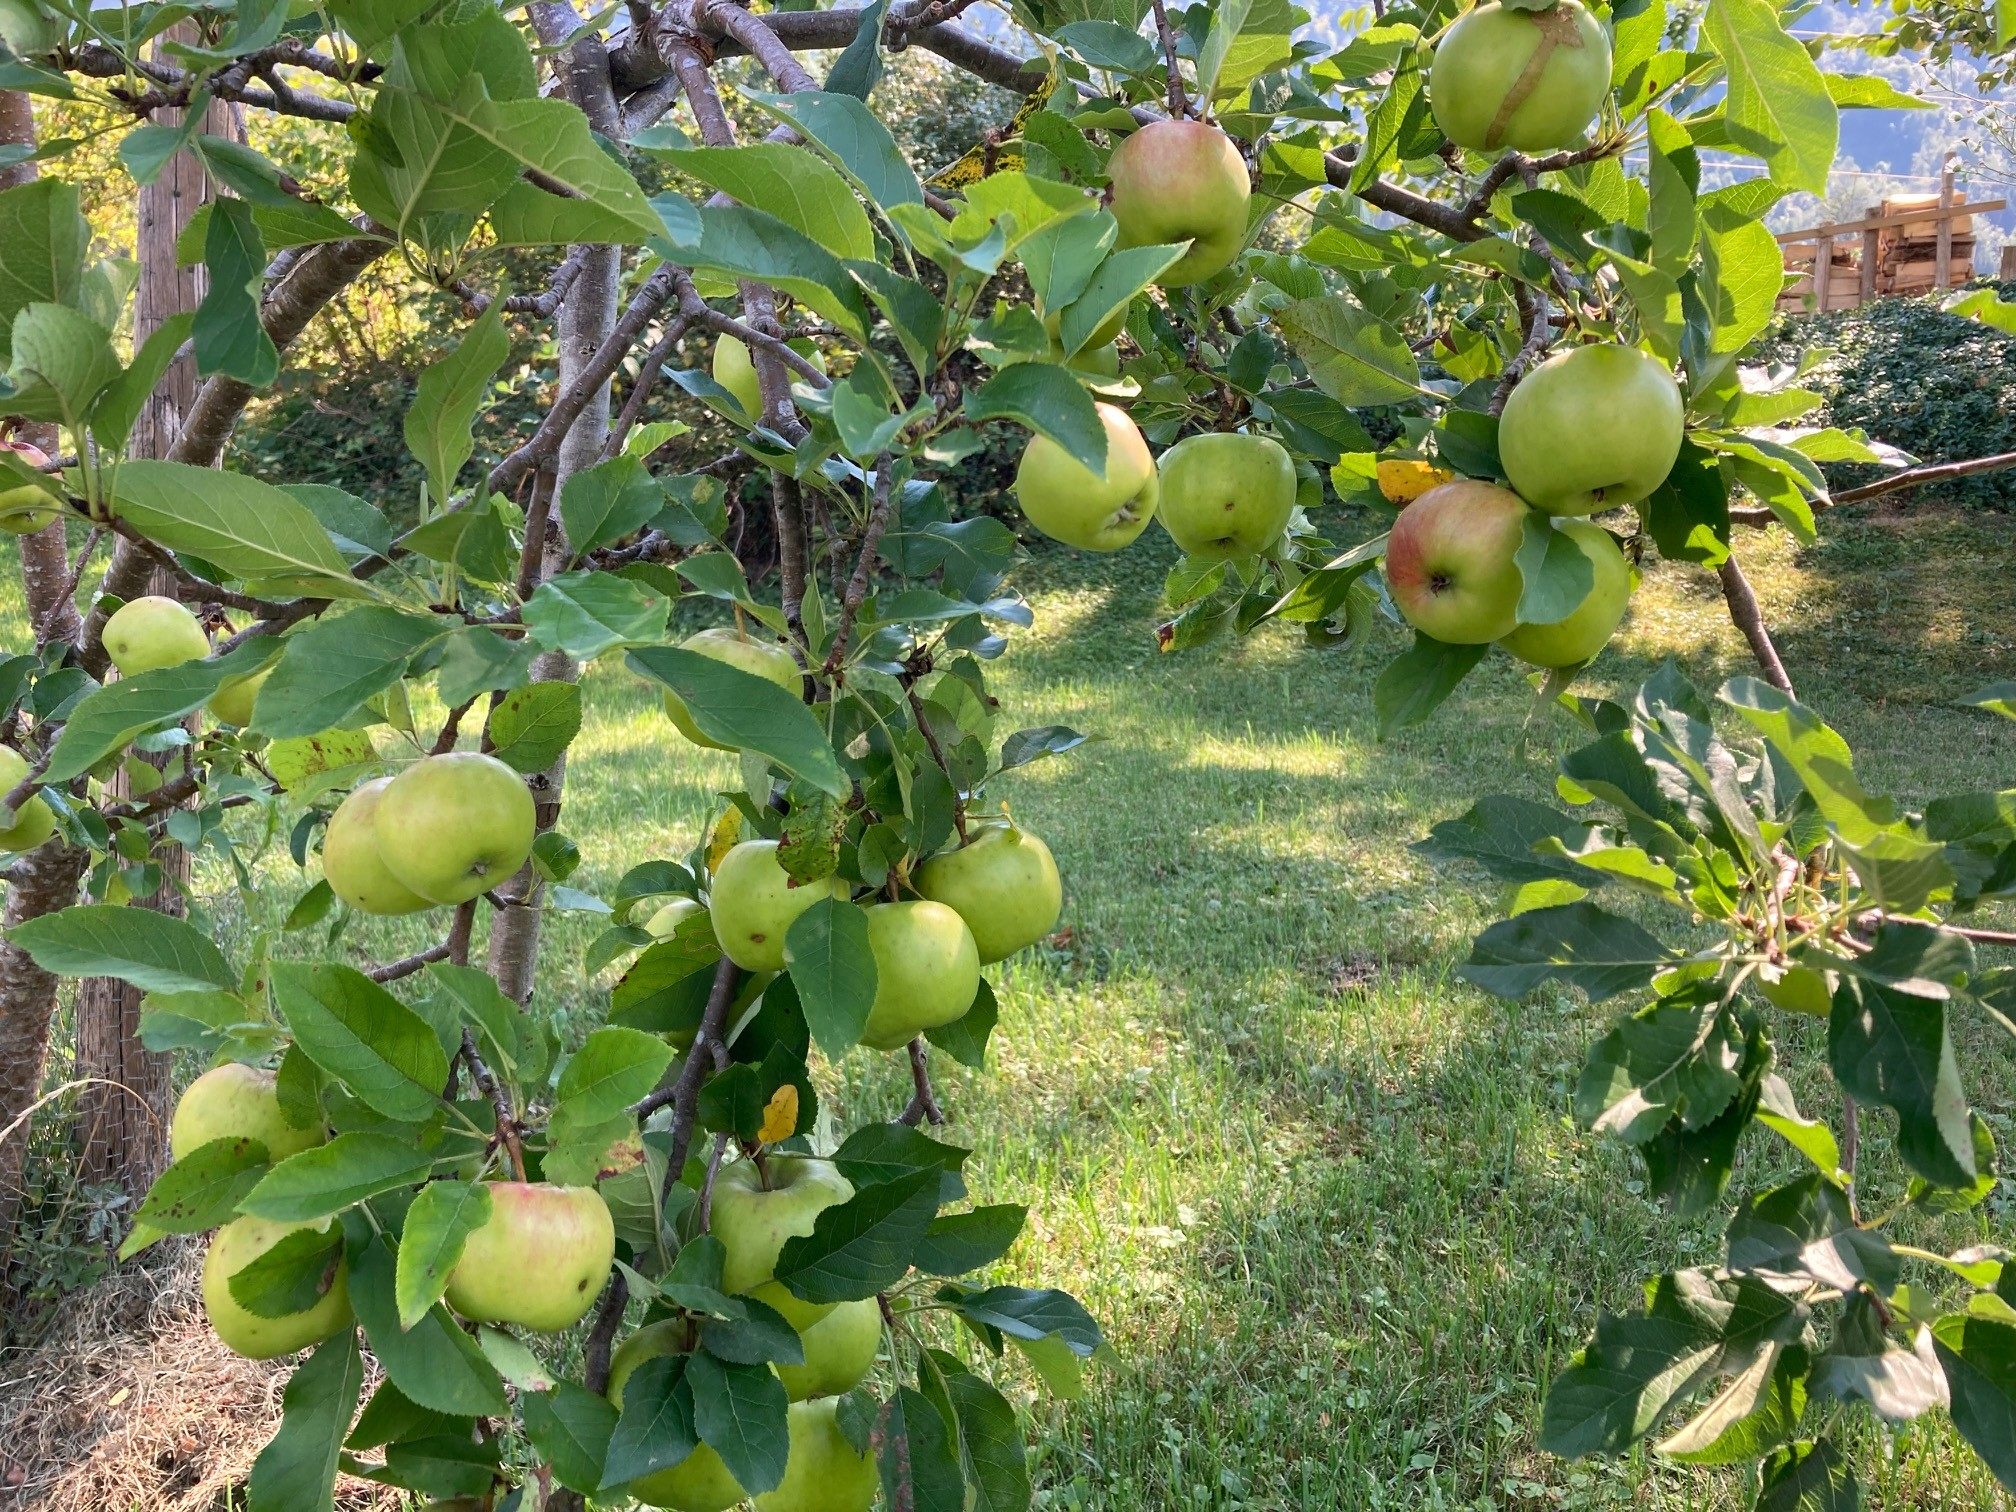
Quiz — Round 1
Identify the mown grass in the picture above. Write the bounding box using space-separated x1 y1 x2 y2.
12 502 2016 1510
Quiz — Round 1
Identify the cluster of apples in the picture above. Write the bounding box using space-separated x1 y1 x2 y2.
322 751 537 913
1386 344 1684 665
607 1156 884 1511
174 1061 616 1356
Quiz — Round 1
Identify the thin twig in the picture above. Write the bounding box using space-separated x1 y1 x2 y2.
1730 449 2016 527
1149 0 1187 119
1717 554 1795 696
462 1026 527 1181
823 458 898 674
368 939 455 982
898 1037 944 1125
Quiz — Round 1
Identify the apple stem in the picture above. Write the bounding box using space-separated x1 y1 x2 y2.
748 1141 773 1190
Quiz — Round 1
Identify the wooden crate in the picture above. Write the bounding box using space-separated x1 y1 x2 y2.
1778 244 1863 311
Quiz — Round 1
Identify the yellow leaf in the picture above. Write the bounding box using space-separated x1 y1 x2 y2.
1376 459 1453 506
758 1084 799 1144
705 807 743 875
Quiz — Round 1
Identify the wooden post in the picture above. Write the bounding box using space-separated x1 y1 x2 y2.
1860 227 1878 304
1936 157 1956 291
1818 233 1835 310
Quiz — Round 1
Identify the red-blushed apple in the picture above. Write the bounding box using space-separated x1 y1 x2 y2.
711 1155 854 1332
752 1396 879 1512
1155 431 1297 560
208 664 271 727
1107 119 1252 285
713 335 827 422
915 822 1062 964
1013 402 1159 552
323 776 437 915
443 1181 616 1331
607 1319 749 1511
857 899 981 1052
374 751 536 905
1383 480 1531 644
0 745 55 852
102 594 209 675
1498 520 1632 668
775 1295 881 1401
1430 0 1613 153
170 1062 324 1163
203 1214 352 1359
662 626 803 750
710 839 852 972
1498 344 1686 515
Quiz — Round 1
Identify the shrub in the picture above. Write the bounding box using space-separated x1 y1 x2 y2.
1756 281 2016 509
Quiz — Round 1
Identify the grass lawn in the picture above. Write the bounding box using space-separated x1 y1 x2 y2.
9 502 2015 1510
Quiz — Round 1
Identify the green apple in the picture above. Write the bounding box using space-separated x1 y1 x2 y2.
1383 480 1531 645
170 1062 324 1163
203 1214 352 1359
1498 344 1686 514
0 440 64 534
1042 302 1127 355
0 0 64 57
710 839 852 972
207 664 272 728
711 1155 854 1331
0 744 55 853
915 822 1062 964
1499 521 1632 668
1155 431 1297 560
775 1296 881 1401
323 776 436 915
608 1320 749 1511
102 594 209 675
374 752 536 905
1758 962 1832 1017
858 900 981 1052
646 897 704 939
663 626 802 749
1430 0 1613 153
753 1396 879 1512
443 1181 616 1331
1014 401 1159 552
714 335 827 422
1107 119 1252 286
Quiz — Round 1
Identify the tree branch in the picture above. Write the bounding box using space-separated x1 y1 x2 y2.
1718 554 1794 696
898 1037 944 1125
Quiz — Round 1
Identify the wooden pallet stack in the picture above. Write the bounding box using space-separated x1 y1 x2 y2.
1778 240 1863 312
1876 193 1976 292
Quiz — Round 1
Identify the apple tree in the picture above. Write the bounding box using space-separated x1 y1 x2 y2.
0 0 2012 1506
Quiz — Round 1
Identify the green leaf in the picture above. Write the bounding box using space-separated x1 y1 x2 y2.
964 362 1107 478
350 1233 507 1416
1755 1439 1861 1510
559 453 661 559
417 91 659 240
655 204 870 341
256 607 449 737
914 1204 1026 1276
109 461 362 598
487 680 582 773
92 311 195 454
551 1026 674 1135
6 302 119 425
1828 977 1974 1189
774 1169 940 1304
1701 0 1838 194
876 1387 963 1512
272 963 450 1123
240 1133 436 1222
395 1179 492 1329
44 638 275 783
195 198 279 388
946 1369 1030 1512
941 1284 1103 1354
0 177 89 366
925 977 999 1070
405 303 506 509
1515 516 1598 626
524 571 671 660
226 1223 345 1319
785 898 878 1058
687 1352 790 1496
1720 677 1894 844
523 1383 619 1495
627 645 845 797
9 903 235 994
246 1332 364 1512
135 1136 270 1232
1930 1315 2016 1492
1417 794 1596 887
646 142 874 262
1462 900 1678 1002
742 88 922 210
1373 635 1485 737
1962 682 2016 721
1277 295 1421 406
601 1356 699 1491
1575 992 1743 1142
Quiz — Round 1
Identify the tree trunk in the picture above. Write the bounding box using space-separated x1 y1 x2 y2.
71 53 236 1199
484 20 620 1004
0 88 89 1296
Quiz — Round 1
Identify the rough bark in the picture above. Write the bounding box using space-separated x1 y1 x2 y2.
73 54 234 1199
